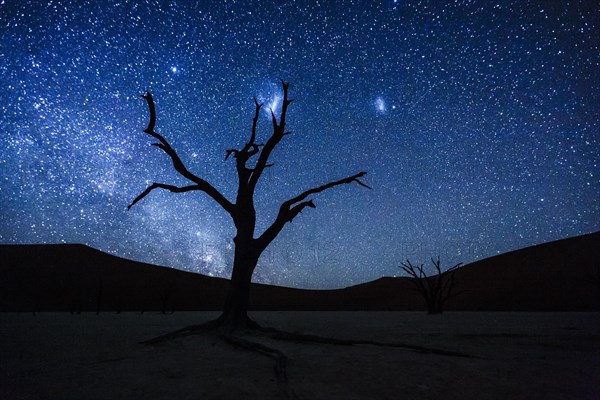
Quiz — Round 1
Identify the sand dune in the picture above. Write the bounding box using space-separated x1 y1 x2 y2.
1 231 599 312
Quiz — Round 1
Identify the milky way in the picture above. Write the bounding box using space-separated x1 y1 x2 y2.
1 1 598 288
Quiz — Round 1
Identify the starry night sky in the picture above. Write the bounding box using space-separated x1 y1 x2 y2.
1 0 598 288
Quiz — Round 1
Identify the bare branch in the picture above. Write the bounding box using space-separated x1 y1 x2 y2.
270 109 278 130
249 80 293 189
288 200 316 222
431 257 442 274
127 183 201 210
135 92 234 214
226 100 265 193
400 260 420 279
225 149 239 161
441 262 463 302
246 144 261 158
354 179 372 190
401 260 430 298
249 97 262 145
141 91 156 134
284 172 368 207
257 171 369 251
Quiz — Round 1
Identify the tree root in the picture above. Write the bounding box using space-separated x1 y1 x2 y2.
139 323 209 345
140 321 298 399
222 334 298 400
141 318 480 358
140 317 481 400
139 314 262 345
263 329 481 359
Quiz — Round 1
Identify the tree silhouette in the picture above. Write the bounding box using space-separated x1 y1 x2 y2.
128 80 369 330
400 257 462 314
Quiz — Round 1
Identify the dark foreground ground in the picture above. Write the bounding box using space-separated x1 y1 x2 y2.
1 312 599 399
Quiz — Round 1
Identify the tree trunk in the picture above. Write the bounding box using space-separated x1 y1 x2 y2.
217 237 260 330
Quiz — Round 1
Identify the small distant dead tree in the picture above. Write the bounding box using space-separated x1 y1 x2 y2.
400 257 462 314
128 80 370 330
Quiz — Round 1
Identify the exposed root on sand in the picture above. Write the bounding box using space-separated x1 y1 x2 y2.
141 319 300 399
222 333 298 399
140 318 480 399
265 329 479 358
142 319 478 359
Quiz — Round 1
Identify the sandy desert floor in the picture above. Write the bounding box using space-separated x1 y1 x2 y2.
1 311 599 399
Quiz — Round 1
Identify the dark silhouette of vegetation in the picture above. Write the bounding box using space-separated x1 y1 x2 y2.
400 257 463 314
128 80 369 330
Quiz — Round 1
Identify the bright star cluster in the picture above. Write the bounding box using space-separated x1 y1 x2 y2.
1 1 598 288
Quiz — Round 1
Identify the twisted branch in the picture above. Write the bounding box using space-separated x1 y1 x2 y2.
249 80 293 190
127 183 201 210
258 171 370 250
129 92 233 214
284 171 369 207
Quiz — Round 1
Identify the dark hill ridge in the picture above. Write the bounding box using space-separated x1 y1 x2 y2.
1 232 599 312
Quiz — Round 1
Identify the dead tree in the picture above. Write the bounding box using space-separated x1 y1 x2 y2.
127 91 480 396
128 80 370 330
400 257 462 314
